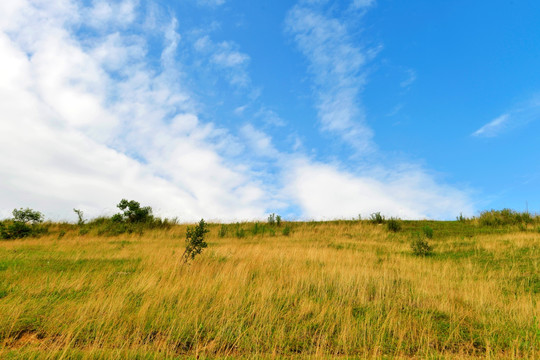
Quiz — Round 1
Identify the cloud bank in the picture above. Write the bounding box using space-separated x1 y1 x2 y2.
0 0 267 221
0 0 474 221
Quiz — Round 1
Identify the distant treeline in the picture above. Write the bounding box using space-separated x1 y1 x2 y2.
0 199 177 240
0 200 538 241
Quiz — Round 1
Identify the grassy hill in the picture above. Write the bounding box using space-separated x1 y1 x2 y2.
0 219 539 358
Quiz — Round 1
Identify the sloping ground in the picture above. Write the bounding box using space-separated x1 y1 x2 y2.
0 221 539 358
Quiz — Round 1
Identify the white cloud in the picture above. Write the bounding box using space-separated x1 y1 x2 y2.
285 3 377 153
194 35 250 87
472 114 510 138
85 0 138 29
0 0 269 221
255 108 286 127
400 69 416 88
233 104 248 115
282 0 474 220
285 159 473 220
473 96 540 138
240 124 279 158
90 33 146 72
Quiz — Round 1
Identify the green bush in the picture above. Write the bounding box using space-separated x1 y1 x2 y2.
268 213 282 226
82 200 175 237
236 227 246 238
422 225 434 239
478 209 533 227
218 224 227 238
96 222 132 237
251 222 264 235
411 234 433 257
182 219 209 262
1 221 32 239
233 223 246 238
386 218 401 232
1 208 45 240
282 225 291 236
370 212 385 224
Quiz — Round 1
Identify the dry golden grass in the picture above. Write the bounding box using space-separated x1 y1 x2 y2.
0 221 539 359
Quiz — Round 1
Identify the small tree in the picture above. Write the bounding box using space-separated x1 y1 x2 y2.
411 233 433 257
182 219 209 262
12 208 44 224
73 209 85 226
115 199 153 223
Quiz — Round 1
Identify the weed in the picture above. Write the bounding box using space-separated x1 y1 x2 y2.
73 209 85 226
478 208 533 227
235 224 246 238
218 224 227 238
282 225 291 236
268 213 282 226
0 288 8 299
251 222 266 236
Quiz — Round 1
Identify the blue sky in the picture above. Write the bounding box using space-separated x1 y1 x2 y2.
0 0 538 221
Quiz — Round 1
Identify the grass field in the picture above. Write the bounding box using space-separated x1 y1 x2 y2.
0 220 539 359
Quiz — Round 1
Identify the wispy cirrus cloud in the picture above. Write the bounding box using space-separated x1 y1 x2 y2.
473 96 540 138
352 0 376 9
472 114 510 138
196 0 226 7
194 35 251 87
285 1 379 154
400 69 417 88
